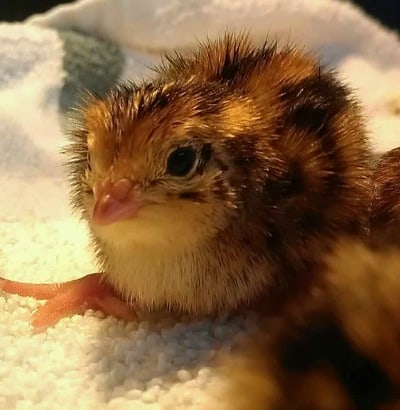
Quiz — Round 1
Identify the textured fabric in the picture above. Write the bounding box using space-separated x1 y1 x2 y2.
0 0 400 409
58 29 124 113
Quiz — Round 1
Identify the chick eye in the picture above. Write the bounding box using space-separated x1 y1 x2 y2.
166 147 197 176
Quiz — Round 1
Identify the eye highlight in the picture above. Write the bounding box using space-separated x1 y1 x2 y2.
166 147 197 176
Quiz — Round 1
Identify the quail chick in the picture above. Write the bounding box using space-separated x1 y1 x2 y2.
0 33 371 328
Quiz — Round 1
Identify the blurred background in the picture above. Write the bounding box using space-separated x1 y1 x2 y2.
0 0 399 33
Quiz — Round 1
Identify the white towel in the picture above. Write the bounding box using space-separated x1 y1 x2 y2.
1 1 399 409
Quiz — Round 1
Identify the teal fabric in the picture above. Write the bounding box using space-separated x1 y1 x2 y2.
58 29 124 114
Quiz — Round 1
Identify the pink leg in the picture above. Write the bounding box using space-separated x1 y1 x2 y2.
0 273 137 329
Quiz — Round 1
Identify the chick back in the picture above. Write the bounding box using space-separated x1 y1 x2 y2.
371 147 400 245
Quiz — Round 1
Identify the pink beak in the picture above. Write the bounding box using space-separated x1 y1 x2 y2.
92 178 141 226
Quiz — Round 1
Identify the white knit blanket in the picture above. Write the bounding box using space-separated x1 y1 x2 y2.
1 1 399 409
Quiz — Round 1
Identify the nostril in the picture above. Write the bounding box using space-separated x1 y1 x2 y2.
93 178 135 202
109 178 135 201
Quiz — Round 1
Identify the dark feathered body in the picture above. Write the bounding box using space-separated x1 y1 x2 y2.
223 239 400 410
222 146 400 410
65 33 371 315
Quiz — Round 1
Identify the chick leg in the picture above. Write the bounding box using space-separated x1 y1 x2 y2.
0 273 137 328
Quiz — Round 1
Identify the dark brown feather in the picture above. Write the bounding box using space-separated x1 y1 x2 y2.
370 147 400 246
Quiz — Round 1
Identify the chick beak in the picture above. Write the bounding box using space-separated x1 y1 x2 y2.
92 178 141 226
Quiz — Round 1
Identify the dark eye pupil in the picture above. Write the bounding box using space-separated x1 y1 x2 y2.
166 147 197 176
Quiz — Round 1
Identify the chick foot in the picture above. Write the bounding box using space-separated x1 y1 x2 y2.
0 273 137 328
